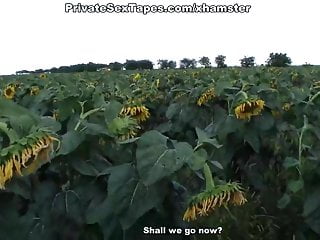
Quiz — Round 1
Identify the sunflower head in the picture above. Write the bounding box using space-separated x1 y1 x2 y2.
120 105 150 123
0 132 59 189
234 99 265 120
39 73 47 79
30 86 40 96
108 116 141 141
133 73 141 81
183 182 247 222
192 72 200 78
197 88 216 106
282 103 291 111
3 85 16 100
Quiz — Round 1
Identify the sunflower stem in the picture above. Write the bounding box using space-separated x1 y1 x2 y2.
298 115 309 167
203 163 215 190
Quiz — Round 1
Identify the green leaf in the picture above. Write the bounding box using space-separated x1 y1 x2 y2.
254 112 275 131
188 148 208 171
277 193 291 209
211 161 224 170
0 122 19 144
82 122 110 136
303 188 320 217
70 158 99 176
166 103 180 119
86 197 113 224
136 130 184 185
288 179 304 193
5 177 32 199
244 127 260 153
215 80 233 96
174 141 194 163
104 100 122 124
57 130 85 156
38 117 61 132
195 127 223 150
107 163 164 230
283 157 299 169
0 99 39 123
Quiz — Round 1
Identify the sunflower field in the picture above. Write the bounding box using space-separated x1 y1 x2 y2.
1 66 320 240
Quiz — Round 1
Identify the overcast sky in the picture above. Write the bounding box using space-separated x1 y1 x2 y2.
0 0 319 75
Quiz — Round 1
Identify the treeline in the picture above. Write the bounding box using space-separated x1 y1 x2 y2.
16 53 310 75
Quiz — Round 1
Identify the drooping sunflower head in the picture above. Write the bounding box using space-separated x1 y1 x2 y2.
120 105 150 123
0 132 59 189
30 86 40 96
3 85 16 100
197 88 216 106
234 99 265 120
183 182 247 222
108 116 141 141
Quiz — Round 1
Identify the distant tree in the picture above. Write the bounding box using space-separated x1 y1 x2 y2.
266 53 292 67
138 60 153 70
302 62 313 67
16 70 30 75
124 60 153 70
158 60 177 69
179 58 196 69
158 60 169 69
167 61 177 69
34 69 45 73
50 67 58 73
199 56 211 68
109 62 123 71
215 55 227 68
124 60 139 70
240 56 255 68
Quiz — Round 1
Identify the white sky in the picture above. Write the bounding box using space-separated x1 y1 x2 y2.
0 0 319 75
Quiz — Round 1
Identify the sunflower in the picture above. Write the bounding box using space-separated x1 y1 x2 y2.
234 99 265 120
0 134 59 189
133 73 141 81
183 182 247 222
3 85 16 99
120 105 150 123
30 86 40 96
282 103 291 111
39 73 47 79
197 88 216 106
117 128 139 141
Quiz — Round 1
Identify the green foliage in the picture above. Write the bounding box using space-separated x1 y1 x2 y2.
179 58 197 69
124 60 153 70
240 56 255 68
157 59 177 69
266 52 292 67
108 62 123 71
215 55 227 68
1 65 320 239
198 56 211 68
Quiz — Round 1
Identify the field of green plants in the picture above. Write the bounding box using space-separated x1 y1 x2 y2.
1 66 320 240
